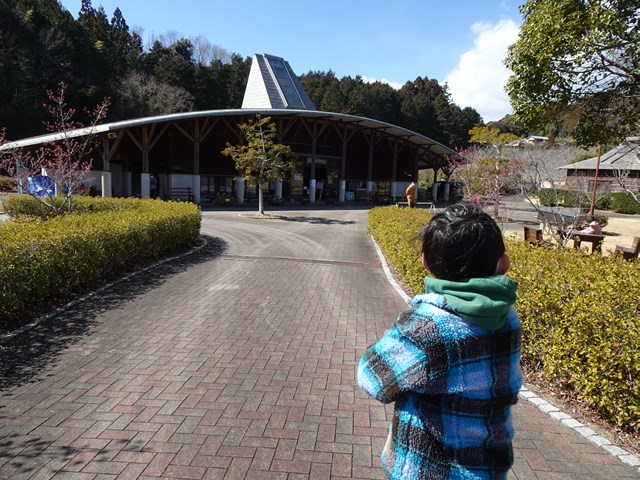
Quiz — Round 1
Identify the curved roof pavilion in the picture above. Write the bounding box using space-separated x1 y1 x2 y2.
2 54 460 204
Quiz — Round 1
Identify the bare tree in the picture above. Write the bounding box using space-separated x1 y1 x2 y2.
151 30 182 47
151 31 231 66
612 140 640 204
191 35 231 65
117 72 194 116
510 144 602 246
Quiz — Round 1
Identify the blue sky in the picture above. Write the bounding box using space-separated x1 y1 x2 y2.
59 0 524 122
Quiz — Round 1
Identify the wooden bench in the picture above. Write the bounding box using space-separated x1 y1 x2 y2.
396 201 435 212
523 226 544 245
214 194 237 206
615 236 639 260
536 210 586 231
165 186 193 202
570 232 605 253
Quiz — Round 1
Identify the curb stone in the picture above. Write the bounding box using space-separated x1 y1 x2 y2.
519 386 640 471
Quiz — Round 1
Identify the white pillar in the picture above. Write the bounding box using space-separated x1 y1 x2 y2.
432 182 438 202
339 179 346 202
367 180 373 200
275 180 283 199
236 177 245 204
141 173 150 199
309 179 316 204
391 181 398 199
101 172 112 198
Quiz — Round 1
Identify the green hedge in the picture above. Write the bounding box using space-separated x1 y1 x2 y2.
368 206 640 431
2 194 142 218
0 176 17 192
0 197 201 332
368 206 432 296
538 188 640 214
609 192 640 214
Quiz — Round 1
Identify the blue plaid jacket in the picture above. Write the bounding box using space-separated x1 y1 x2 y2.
357 292 522 480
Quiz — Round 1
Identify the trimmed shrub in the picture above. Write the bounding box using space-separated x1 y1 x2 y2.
538 188 640 215
538 187 592 209
537 188 562 206
0 197 201 332
508 241 639 430
610 192 640 214
368 206 433 296
595 193 613 210
2 194 141 218
0 176 17 192
369 206 640 432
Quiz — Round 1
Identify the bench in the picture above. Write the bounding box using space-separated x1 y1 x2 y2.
396 201 435 212
523 226 544 245
523 225 558 248
536 210 586 231
570 232 605 253
214 194 237 206
615 236 639 260
165 186 193 202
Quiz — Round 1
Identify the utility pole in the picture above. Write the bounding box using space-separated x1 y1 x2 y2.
588 143 602 216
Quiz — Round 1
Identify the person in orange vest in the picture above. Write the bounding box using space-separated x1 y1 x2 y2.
405 182 416 208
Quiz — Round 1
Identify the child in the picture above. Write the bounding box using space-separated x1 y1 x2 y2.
358 202 522 479
578 219 602 235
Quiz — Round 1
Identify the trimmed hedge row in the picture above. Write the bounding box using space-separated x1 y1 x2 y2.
368 206 432 295
0 197 201 332
2 194 140 218
0 176 17 191
538 188 640 214
368 206 640 431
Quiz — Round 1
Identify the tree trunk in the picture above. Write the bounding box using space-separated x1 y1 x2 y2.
258 183 265 215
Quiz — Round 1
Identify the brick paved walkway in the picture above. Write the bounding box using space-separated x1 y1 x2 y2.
0 208 637 479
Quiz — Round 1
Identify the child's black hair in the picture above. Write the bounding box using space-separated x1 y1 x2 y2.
420 202 505 281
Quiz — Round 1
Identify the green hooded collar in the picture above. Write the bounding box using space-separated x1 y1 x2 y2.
424 275 518 331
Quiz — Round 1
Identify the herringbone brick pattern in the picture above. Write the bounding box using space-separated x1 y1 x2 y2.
0 209 637 479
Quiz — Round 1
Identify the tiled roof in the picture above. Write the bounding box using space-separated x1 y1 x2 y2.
560 140 640 171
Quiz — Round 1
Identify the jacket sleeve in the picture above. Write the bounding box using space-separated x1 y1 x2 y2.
357 323 430 404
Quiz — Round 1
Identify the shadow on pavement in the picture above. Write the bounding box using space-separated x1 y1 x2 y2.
274 215 355 225
0 235 228 393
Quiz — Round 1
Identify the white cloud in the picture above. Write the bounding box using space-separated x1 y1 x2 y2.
361 75 403 90
444 19 520 122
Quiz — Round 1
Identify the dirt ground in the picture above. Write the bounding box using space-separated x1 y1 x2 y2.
597 216 639 253
498 197 639 255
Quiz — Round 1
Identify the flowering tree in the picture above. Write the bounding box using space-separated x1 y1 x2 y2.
222 115 297 215
456 145 526 225
0 82 110 215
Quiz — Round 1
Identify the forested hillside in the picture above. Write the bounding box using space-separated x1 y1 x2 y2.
0 0 483 147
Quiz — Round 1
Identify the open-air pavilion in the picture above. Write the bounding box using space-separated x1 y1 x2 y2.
2 54 461 204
